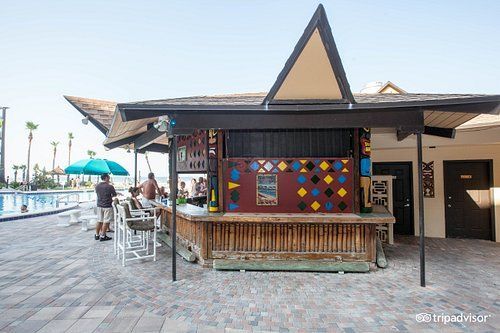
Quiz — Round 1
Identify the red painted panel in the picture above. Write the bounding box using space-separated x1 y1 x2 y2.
224 158 353 213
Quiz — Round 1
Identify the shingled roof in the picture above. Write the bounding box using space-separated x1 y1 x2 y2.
64 96 116 133
123 92 492 106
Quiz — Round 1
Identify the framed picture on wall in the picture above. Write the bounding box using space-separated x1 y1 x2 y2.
256 174 278 206
177 146 187 162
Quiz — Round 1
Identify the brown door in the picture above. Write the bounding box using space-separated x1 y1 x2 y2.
373 162 414 235
444 160 493 240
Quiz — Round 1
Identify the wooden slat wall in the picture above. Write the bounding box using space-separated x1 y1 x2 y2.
165 211 377 264
210 223 374 261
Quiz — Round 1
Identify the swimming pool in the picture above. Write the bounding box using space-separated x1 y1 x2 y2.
0 191 97 216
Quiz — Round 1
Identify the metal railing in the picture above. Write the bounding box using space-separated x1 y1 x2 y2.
56 193 81 208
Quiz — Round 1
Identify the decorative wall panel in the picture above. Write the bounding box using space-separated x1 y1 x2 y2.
422 161 435 198
224 158 353 213
176 130 207 173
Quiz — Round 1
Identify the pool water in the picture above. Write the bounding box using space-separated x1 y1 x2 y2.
0 191 97 216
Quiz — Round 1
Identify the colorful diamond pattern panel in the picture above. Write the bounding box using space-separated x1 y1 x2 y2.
224 158 353 213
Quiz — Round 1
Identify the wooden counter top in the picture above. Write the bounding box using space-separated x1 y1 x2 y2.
155 201 394 224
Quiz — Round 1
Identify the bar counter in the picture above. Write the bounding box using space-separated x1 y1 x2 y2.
154 202 394 270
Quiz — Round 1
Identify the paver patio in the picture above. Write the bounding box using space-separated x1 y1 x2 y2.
0 215 498 332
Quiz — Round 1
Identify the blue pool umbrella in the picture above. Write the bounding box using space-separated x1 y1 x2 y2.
65 159 129 176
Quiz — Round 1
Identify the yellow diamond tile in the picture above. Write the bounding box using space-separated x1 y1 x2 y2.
342 159 349 164
342 167 349 173
300 168 308 173
258 159 266 164
300 159 307 164
319 161 329 171
323 174 333 184
311 201 321 211
297 187 307 197
337 188 347 197
278 161 287 171
258 168 266 173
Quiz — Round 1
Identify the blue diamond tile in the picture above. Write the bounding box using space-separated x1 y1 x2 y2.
325 202 333 211
272 159 279 164
230 169 240 181
228 203 239 211
297 175 307 184
292 161 301 171
334 161 343 171
250 161 260 171
338 175 347 184
311 188 320 197
272 168 279 173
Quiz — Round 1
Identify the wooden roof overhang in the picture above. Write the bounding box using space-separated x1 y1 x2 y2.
115 95 500 141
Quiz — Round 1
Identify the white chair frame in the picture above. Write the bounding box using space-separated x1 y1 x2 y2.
116 204 158 266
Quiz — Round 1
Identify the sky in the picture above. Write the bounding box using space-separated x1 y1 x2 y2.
1 0 499 179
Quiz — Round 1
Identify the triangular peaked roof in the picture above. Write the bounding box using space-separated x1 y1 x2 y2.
378 81 407 94
263 4 355 105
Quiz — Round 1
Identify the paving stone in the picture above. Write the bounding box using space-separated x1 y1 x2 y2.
66 318 104 333
133 314 166 332
26 306 66 320
36 319 78 333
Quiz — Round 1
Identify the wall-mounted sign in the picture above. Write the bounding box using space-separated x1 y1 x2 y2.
460 175 473 179
256 174 278 206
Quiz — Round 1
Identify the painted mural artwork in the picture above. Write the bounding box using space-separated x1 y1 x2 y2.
177 146 187 162
208 130 217 159
224 158 353 213
359 128 373 213
256 174 278 206
422 161 435 198
208 129 219 212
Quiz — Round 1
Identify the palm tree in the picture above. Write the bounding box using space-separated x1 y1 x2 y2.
67 132 74 183
12 165 19 183
25 121 39 183
19 165 26 183
86 150 96 181
50 141 59 180
50 141 59 170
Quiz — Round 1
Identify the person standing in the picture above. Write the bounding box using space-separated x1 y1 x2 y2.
95 173 117 241
138 172 161 207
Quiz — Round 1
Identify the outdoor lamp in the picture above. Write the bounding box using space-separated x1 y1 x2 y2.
154 116 170 132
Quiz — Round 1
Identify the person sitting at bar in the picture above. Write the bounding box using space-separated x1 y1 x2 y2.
189 178 197 197
159 186 169 199
179 181 189 198
138 172 161 207
128 187 144 210
195 177 207 196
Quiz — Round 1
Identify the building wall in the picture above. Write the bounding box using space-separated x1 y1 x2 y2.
372 128 500 242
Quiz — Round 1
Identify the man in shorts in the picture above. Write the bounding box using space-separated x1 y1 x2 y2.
95 173 117 241
139 172 161 207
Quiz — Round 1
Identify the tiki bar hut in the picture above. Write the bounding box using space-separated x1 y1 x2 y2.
65 5 500 286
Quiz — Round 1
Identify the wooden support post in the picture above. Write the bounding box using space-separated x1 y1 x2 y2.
417 131 426 287
170 137 178 281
